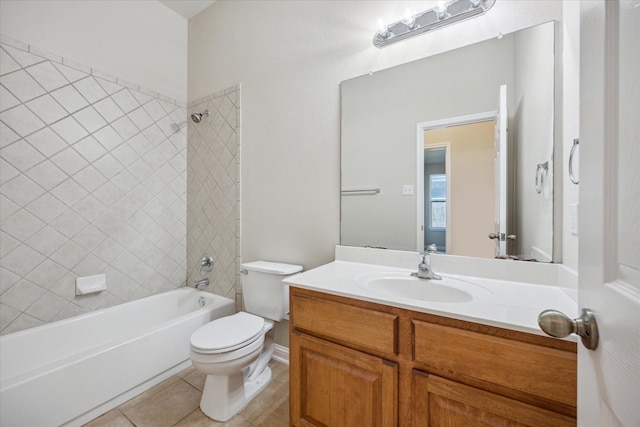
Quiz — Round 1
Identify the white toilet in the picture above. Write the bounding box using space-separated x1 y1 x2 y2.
189 260 302 422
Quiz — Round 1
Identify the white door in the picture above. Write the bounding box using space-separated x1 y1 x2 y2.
493 84 508 256
578 1 639 425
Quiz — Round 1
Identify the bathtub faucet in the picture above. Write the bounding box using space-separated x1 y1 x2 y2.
192 278 209 289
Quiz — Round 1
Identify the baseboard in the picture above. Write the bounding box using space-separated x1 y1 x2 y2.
271 343 289 365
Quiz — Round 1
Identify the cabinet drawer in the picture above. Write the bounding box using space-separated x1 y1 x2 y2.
291 293 398 356
412 320 576 407
412 372 575 427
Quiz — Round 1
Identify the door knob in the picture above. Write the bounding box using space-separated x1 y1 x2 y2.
538 308 599 350
488 233 516 241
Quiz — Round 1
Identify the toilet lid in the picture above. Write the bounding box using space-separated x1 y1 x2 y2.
190 312 265 353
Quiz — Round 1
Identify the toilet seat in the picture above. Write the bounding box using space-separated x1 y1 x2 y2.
191 312 265 354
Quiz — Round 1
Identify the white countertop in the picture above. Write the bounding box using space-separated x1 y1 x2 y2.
284 258 579 341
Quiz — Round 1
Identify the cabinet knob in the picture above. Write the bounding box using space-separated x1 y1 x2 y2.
538 308 599 350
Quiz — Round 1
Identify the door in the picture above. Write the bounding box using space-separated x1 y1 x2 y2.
494 84 508 257
417 112 496 254
290 331 398 427
578 1 639 425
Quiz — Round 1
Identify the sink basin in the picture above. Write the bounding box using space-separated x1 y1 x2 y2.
357 273 490 303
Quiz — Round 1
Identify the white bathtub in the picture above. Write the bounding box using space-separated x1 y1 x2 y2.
0 288 235 427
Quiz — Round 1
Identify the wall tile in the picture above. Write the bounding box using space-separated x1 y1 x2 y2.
0 138 45 170
187 87 241 302
73 77 108 103
1 104 46 137
53 62 89 83
1 85 21 112
25 193 68 223
73 106 107 133
25 61 68 92
1 174 45 206
2 45 43 68
25 127 68 157
1 69 46 102
0 231 20 258
25 94 67 125
0 122 20 148
0 40 187 334
50 116 88 143
1 209 45 241
25 160 67 190
50 85 89 113
25 226 68 257
0 48 21 76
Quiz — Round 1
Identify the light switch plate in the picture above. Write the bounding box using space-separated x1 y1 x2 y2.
403 184 414 195
569 203 579 235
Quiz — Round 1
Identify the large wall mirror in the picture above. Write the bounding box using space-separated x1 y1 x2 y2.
341 22 555 262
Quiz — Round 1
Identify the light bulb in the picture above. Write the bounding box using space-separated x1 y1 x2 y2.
436 1 448 19
377 18 390 38
402 8 416 29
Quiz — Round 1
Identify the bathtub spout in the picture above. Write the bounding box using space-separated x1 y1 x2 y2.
192 278 209 289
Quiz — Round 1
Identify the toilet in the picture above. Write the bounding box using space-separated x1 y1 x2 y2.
189 260 302 422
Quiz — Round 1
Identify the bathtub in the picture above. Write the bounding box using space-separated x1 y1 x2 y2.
0 288 235 427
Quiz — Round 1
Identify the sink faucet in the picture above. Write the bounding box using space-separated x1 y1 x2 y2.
192 278 209 289
414 251 442 280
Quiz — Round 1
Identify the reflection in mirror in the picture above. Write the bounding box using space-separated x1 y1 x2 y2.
424 120 495 259
341 22 555 261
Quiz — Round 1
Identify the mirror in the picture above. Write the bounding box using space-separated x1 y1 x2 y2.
341 22 555 261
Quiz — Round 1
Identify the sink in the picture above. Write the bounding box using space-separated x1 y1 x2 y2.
357 273 490 303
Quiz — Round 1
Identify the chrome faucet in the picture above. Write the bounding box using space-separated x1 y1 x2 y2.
413 250 442 280
192 278 209 289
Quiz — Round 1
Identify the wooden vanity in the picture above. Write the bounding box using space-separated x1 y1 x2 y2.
289 287 577 427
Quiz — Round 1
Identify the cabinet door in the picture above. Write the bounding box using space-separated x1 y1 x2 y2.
290 331 398 427
412 371 575 427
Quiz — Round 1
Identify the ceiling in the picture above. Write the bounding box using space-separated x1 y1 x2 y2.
159 0 216 19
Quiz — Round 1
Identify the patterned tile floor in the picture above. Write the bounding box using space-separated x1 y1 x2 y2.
84 360 289 427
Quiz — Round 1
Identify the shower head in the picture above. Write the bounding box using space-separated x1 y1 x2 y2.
190 110 209 123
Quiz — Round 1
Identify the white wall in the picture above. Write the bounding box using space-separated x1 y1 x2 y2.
0 0 187 102
562 1 580 272
513 23 555 261
189 0 564 270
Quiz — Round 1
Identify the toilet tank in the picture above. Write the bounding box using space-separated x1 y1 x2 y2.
241 261 303 321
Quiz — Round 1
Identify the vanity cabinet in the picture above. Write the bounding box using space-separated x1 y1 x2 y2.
289 288 577 427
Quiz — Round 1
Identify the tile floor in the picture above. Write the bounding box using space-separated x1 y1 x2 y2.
84 360 289 427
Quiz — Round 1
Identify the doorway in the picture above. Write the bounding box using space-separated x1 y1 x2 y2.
424 146 448 253
419 117 496 258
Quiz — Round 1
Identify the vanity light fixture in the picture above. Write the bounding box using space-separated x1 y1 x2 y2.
373 0 496 48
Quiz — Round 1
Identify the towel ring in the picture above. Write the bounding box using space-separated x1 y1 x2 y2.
535 161 548 194
569 138 579 184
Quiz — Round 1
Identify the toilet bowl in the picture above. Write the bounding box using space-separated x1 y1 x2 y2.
189 261 302 422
